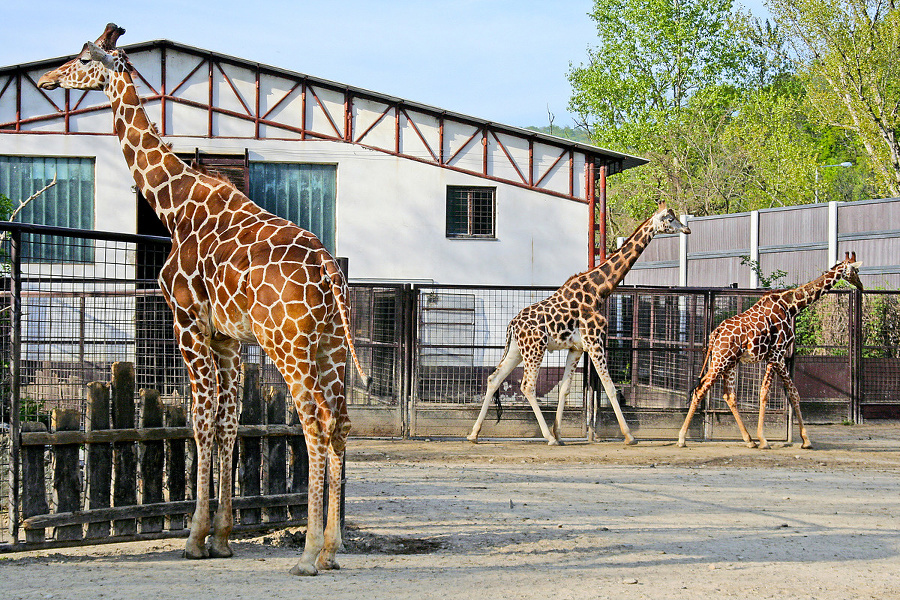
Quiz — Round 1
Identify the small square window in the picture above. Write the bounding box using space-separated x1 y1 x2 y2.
446 186 496 238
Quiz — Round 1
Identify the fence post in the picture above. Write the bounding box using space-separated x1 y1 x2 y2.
51 408 82 541
239 364 262 525
165 404 188 530
849 288 863 423
111 362 137 536
265 387 287 523
140 389 165 533
85 381 112 539
21 421 49 543
9 228 21 543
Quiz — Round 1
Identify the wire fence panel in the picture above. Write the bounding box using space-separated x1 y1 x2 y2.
3 223 900 546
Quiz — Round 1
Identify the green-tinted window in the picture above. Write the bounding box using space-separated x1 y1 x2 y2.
0 156 95 262
249 163 336 253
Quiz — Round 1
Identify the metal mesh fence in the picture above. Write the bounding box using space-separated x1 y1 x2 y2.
861 290 900 406
413 285 585 410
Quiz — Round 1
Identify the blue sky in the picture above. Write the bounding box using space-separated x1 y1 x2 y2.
6 0 769 130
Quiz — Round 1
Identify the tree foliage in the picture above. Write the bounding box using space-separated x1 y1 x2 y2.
566 0 882 243
767 0 900 197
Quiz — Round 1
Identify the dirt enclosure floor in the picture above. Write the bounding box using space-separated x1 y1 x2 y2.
3 424 900 600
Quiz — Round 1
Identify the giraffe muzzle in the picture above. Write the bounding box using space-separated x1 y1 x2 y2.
37 74 59 90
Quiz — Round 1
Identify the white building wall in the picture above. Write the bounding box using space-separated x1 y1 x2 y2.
1 133 587 286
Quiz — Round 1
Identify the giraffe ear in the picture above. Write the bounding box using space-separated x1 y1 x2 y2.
850 251 857 262
850 261 863 269
87 42 116 69
657 201 667 211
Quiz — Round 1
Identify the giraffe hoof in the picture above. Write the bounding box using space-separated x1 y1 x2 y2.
466 433 479 443
801 442 813 449
757 442 770 450
208 543 233 558
746 441 758 449
316 556 340 571
183 543 209 560
623 435 637 446
676 440 687 448
290 562 319 577
547 437 561 446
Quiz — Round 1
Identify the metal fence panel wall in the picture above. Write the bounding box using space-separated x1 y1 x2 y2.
625 197 900 289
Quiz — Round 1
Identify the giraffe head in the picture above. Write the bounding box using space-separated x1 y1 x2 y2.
836 251 864 290
649 202 691 235
37 23 127 92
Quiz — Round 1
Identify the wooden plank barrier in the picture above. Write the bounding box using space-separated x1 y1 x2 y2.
266 387 288 523
51 408 82 542
21 421 49 544
111 362 137 536
86 381 112 538
4 361 318 552
239 364 263 526
140 389 165 533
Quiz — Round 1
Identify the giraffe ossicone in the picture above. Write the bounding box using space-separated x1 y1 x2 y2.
39 23 369 576
467 202 691 446
677 252 863 450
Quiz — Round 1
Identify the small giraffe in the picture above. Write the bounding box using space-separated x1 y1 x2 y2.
677 252 863 450
39 24 368 575
468 203 690 445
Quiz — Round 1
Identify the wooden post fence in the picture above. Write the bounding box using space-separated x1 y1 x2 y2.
3 362 316 552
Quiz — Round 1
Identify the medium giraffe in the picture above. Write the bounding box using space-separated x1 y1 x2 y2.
468 203 690 445
677 252 863 450
38 24 368 576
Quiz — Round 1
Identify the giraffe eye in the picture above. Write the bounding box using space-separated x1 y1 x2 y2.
79 58 91 65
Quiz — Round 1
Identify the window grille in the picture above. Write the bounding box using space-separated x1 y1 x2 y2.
446 186 496 238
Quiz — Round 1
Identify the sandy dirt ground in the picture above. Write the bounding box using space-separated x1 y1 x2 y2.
3 423 900 600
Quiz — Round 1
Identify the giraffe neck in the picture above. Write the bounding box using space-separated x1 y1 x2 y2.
582 216 656 296
104 67 189 233
784 266 842 314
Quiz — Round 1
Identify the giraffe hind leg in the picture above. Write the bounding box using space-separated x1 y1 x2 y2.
315 330 350 572
468 342 522 442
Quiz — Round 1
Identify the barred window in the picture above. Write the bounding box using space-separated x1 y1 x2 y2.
446 186 496 239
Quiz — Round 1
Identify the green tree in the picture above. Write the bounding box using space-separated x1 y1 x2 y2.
568 0 749 150
768 0 900 196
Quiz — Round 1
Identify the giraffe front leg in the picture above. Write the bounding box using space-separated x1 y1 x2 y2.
176 321 217 560
185 428 213 559
755 364 776 449
774 362 812 449
587 348 635 445
722 366 756 448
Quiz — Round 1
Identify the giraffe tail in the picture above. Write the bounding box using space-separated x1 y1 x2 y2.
322 257 371 391
492 325 514 423
690 329 718 403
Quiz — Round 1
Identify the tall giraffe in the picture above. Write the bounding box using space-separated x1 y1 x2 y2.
38 24 368 576
677 253 863 450
467 203 690 445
